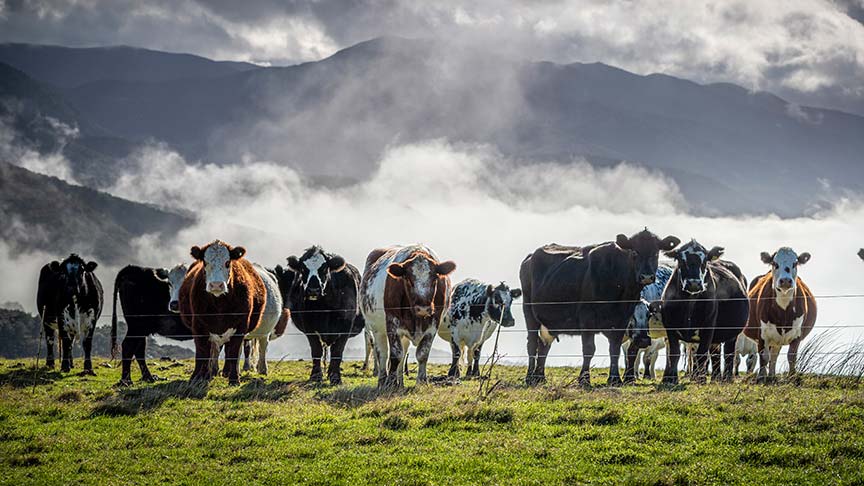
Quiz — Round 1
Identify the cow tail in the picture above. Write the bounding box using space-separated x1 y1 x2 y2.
111 273 121 360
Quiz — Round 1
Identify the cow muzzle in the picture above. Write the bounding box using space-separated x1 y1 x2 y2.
207 281 228 296
639 274 656 285
777 278 793 290
683 279 704 294
414 305 433 318
168 301 179 313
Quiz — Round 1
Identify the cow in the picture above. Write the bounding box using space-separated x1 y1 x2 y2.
438 279 521 379
623 263 673 380
179 240 266 385
111 263 190 385
660 240 749 384
520 229 680 386
272 246 364 385
743 248 817 381
361 244 456 389
243 264 289 375
36 254 103 374
621 338 665 380
734 333 758 376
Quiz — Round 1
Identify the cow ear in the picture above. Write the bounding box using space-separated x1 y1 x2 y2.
797 252 811 265
486 285 495 297
510 288 522 300
616 234 631 250
760 252 773 264
858 249 864 261
229 246 246 260
274 264 284 277
659 235 681 251
153 268 169 281
190 246 204 260
648 301 662 314
707 246 724 261
663 249 678 259
436 261 456 276
327 256 346 272
387 263 406 279
49 261 60 272
287 256 303 272
85 261 98 272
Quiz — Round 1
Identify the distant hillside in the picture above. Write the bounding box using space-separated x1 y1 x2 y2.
0 43 258 88
0 162 194 264
0 308 193 359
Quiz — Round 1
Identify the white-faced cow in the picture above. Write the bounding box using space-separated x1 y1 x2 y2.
734 333 758 376
520 229 680 386
660 240 749 384
361 244 456 389
743 248 817 381
179 240 266 385
438 279 521 379
36 254 103 374
623 263 673 381
111 263 190 385
271 246 364 385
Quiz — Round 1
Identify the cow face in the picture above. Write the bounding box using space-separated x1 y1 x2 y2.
155 263 188 312
286 247 346 301
387 254 456 318
616 229 680 286
665 240 723 295
484 283 522 328
190 241 246 297
627 299 654 349
761 247 810 297
55 254 97 296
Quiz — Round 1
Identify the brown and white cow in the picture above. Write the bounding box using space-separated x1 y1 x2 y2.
743 247 817 381
179 240 266 385
360 244 456 389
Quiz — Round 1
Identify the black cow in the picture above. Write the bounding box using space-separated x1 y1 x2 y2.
520 229 680 386
272 246 365 385
36 254 104 373
111 263 191 385
660 240 749 384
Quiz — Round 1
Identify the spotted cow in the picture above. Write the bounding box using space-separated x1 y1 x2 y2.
743 248 817 381
438 279 521 379
36 254 103 374
179 240 266 385
361 244 456 389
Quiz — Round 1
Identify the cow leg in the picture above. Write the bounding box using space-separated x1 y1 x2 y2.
578 333 596 387
623 342 639 384
447 338 461 378
118 335 135 385
241 340 252 373
256 338 269 375
372 329 389 388
44 327 56 369
383 328 406 389
190 336 210 382
757 339 768 382
607 332 624 386
415 332 434 385
472 344 483 377
526 328 551 386
692 340 712 384
642 350 653 380
133 336 157 382
223 335 243 386
306 334 324 383
60 330 73 372
362 330 374 372
734 351 741 377
787 339 801 376
722 338 736 382
768 345 781 379
710 344 722 382
327 336 347 385
746 353 757 374
663 335 681 385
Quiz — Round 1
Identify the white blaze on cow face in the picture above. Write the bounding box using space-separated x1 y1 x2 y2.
203 244 232 297
303 251 327 298
166 263 187 312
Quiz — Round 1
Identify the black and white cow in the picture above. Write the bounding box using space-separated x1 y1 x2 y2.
520 229 680 386
438 279 521 378
660 240 749 384
272 246 365 385
36 254 104 373
111 263 190 385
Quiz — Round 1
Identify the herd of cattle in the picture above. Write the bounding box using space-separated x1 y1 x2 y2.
34 230 862 389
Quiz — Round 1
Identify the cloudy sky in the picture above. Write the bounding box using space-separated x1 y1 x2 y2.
1 0 863 114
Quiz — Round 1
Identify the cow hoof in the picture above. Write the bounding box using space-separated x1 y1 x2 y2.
61 366 71 373
526 374 546 387
692 375 707 385
607 377 623 387
661 376 679 386
115 378 133 387
328 376 342 386
228 379 240 386
44 361 55 369
309 372 324 383
142 374 163 383
622 375 636 385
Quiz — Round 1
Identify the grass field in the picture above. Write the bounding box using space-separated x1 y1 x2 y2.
1 358 863 485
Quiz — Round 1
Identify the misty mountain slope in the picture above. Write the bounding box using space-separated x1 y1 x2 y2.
0 43 258 88
0 161 194 263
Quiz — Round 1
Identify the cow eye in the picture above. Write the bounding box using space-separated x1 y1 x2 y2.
224 261 230 268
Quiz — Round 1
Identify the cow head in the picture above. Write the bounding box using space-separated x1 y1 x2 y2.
53 254 97 296
154 263 189 312
286 246 346 301
627 298 655 349
761 247 810 301
616 228 680 286
665 239 723 295
387 253 456 318
484 282 521 328
190 240 246 297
